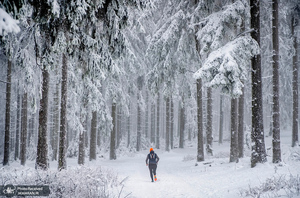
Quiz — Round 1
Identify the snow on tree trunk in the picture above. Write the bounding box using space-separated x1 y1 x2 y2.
272 0 281 163
250 0 267 168
206 87 213 156
292 16 299 147
89 111 97 161
197 78 204 162
165 96 170 152
58 53 68 170
238 86 245 158
36 65 50 170
110 102 117 160
3 53 11 166
20 92 28 166
230 98 238 163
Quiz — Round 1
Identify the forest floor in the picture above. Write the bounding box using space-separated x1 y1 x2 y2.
1 130 300 198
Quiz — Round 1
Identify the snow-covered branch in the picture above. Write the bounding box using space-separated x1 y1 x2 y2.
193 36 260 97
0 8 20 36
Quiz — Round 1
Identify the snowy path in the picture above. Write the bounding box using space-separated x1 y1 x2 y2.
96 136 300 198
2 134 299 198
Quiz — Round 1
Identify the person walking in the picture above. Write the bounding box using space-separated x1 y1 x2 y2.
146 148 159 182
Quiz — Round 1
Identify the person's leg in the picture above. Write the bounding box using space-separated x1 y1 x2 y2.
153 164 157 175
149 165 154 181
153 164 157 181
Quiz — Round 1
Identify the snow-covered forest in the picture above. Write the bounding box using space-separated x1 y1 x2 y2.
1 0 300 197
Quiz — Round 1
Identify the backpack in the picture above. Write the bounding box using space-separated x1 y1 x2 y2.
148 152 157 164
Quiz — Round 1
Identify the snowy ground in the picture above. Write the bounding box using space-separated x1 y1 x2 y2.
1 131 300 198
92 131 300 198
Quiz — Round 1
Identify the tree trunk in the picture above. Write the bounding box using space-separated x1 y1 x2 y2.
110 102 117 160
58 53 68 170
127 102 131 148
3 55 12 166
78 129 85 165
15 91 21 160
219 94 224 144
89 111 97 161
206 87 213 155
230 98 238 162
250 0 267 168
137 93 142 151
238 86 245 158
292 16 298 147
170 97 174 149
145 91 149 139
84 114 89 148
151 103 155 144
36 65 50 170
52 83 60 161
179 99 185 149
156 93 160 149
197 79 204 161
165 96 170 151
272 0 281 163
20 92 28 165
117 106 122 148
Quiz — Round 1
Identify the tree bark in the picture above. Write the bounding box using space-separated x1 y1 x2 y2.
36 65 50 170
3 54 12 166
89 111 97 161
250 0 267 168
58 53 68 170
15 90 21 160
230 98 238 162
206 87 213 156
292 16 299 147
272 0 281 163
20 92 28 166
78 129 85 165
110 102 117 160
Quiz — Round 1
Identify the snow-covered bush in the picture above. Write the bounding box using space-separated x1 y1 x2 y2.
0 166 126 198
182 154 196 162
289 150 300 162
240 174 300 198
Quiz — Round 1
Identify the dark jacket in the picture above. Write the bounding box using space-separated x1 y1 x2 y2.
146 151 159 165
